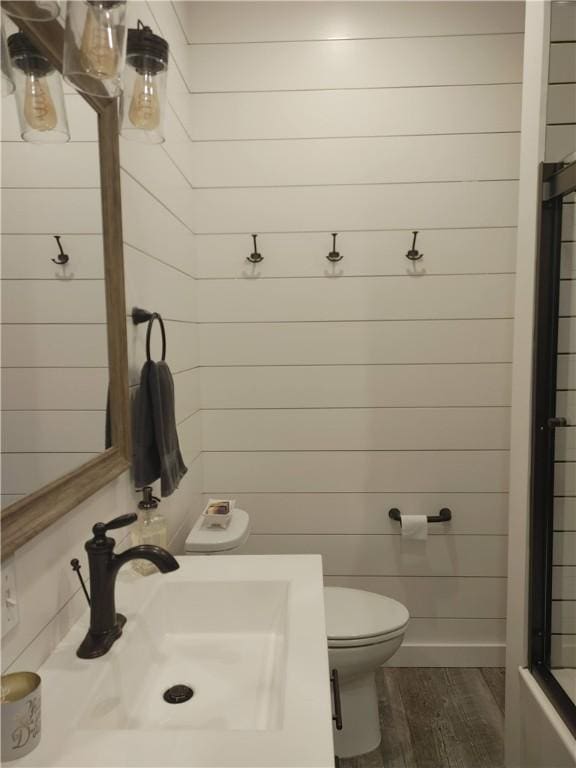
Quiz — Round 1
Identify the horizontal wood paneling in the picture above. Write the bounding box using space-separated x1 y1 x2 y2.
176 2 524 43
196 228 517 278
178 133 519 188
549 42 576 83
219 492 508 535
199 274 514 322
1 368 108 411
559 318 576 353
1 453 98 495
558 355 576 389
553 567 576 600
189 2 520 666
203 451 510 493
200 364 512 409
193 180 518 233
1 235 104 279
551 636 576 669
1 189 102 234
1 280 106 324
202 407 510 451
555 463 576 496
120 172 196 276
555 392 576 460
124 246 195 323
240 533 508 577
552 600 576 635
1 325 108 368
1 412 105 453
403 618 505 645
183 35 524 93
551 3 576 43
554 532 576 566
173 367 201 426
546 124 576 162
323 575 506 618
547 84 576 125
561 243 576 279
182 84 522 141
555 498 576 532
1 143 99 188
199 319 514 366
560 279 576 317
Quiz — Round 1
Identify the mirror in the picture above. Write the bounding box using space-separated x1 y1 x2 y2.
0 8 130 559
1 77 108 506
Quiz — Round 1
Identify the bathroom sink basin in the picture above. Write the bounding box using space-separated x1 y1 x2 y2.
13 556 333 768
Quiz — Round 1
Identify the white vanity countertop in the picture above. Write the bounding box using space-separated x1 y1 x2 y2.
11 555 334 768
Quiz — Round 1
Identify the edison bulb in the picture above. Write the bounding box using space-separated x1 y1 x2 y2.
80 3 119 79
128 71 160 130
23 74 57 131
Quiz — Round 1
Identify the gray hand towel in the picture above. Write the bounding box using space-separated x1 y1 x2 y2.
132 360 161 490
132 359 187 497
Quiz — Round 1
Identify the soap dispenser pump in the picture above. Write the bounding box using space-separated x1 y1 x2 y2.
132 486 168 575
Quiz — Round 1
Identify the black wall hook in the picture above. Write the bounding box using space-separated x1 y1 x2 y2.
327 233 343 262
51 235 69 265
405 231 423 261
247 234 263 263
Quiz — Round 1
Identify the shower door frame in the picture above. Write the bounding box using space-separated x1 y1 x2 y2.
528 160 576 737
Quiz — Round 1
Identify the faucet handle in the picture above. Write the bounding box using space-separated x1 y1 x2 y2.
92 513 138 544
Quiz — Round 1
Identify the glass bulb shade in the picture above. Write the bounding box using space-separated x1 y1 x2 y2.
63 0 127 97
1 23 15 96
3 2 60 22
9 34 69 143
120 51 167 144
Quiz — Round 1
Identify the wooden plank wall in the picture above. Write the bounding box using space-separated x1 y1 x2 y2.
160 1 528 666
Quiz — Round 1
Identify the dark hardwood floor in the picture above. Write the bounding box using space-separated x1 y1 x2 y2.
340 668 505 768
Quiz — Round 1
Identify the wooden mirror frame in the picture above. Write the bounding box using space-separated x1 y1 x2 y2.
1 2 131 559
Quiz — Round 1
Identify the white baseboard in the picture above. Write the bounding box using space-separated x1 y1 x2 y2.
387 642 506 667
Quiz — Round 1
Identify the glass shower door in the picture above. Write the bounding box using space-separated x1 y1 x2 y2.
529 160 576 737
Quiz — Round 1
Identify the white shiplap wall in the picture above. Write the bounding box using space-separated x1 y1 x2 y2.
0 1 202 673
547 2 576 673
172 1 526 666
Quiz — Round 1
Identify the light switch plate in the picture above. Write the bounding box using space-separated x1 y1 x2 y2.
2 557 19 637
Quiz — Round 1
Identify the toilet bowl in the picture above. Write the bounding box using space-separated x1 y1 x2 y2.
185 508 250 554
325 587 409 759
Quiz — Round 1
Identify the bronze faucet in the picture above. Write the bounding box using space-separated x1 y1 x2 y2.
76 513 179 659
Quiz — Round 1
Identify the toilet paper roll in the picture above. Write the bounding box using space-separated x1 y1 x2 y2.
400 514 428 541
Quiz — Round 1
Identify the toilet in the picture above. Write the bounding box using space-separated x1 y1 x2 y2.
324 586 409 759
184 508 251 554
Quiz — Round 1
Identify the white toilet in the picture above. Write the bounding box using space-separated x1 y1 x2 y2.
324 586 409 759
184 508 251 554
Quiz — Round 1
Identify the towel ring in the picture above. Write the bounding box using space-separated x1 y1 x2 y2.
146 313 166 362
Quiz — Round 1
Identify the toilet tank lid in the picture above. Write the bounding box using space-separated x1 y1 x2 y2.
185 508 250 553
324 587 409 640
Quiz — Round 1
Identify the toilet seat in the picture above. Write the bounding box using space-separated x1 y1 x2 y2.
324 587 409 648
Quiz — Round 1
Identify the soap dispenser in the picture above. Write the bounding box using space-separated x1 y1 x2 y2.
132 487 168 575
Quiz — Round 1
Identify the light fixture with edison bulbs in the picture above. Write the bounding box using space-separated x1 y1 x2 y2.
120 21 168 145
63 0 127 97
8 32 69 143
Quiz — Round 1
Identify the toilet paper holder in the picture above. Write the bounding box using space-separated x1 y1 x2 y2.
388 507 452 524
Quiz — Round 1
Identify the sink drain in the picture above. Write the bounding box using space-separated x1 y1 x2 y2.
163 684 194 704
